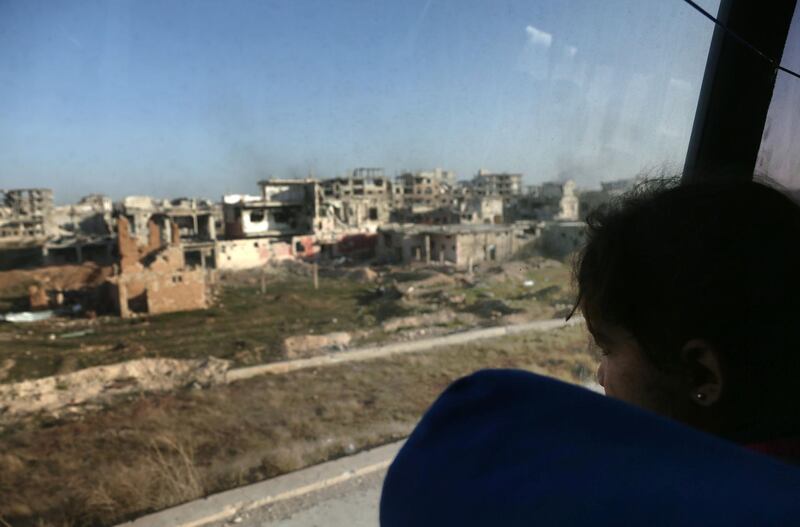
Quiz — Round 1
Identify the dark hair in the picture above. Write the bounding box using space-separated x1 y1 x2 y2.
576 177 800 434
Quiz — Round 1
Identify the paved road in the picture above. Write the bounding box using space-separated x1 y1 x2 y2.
223 469 385 527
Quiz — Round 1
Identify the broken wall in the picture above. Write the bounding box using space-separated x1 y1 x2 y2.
215 236 317 270
142 269 207 315
455 229 517 267
540 222 587 259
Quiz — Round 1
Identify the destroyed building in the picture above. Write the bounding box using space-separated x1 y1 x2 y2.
392 168 458 223
508 180 580 222
46 194 115 265
116 195 221 270
318 168 394 230
217 179 318 269
108 215 209 317
377 223 522 268
0 189 56 268
117 196 219 242
163 198 220 269
223 179 317 239
459 196 505 224
0 189 117 269
394 168 456 209
0 188 54 240
464 170 523 198
540 221 587 259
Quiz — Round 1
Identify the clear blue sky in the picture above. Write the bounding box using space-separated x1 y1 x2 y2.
0 0 719 202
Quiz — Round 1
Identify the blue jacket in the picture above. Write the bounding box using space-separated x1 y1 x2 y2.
380 369 800 526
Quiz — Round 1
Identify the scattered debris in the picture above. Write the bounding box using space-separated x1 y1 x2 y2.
0 358 16 381
1 310 56 323
0 357 231 423
382 310 457 332
28 284 49 309
60 329 95 339
282 332 352 359
345 267 378 282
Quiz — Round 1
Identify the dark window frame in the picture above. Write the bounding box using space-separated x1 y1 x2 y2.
683 0 797 184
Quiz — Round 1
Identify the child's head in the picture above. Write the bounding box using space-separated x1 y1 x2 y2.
576 178 800 441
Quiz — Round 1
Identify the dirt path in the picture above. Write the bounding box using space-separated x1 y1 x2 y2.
0 318 583 425
226 317 583 382
1 323 593 526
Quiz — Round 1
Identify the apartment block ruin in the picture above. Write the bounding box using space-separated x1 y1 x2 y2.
0 189 118 269
318 168 394 230
0 189 54 268
465 170 523 197
0 188 54 240
394 168 456 210
116 195 221 269
458 196 505 224
508 180 580 222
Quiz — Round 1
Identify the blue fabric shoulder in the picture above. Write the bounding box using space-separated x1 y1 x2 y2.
380 369 800 526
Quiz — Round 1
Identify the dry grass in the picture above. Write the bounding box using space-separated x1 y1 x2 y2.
0 324 594 527
0 258 575 384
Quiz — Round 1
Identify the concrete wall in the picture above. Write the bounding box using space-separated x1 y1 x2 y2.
429 233 458 263
216 239 280 270
112 269 207 317
378 227 518 268
540 222 586 259
455 230 517 267
144 269 207 315
216 235 318 270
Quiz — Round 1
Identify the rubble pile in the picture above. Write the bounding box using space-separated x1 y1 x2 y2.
0 357 230 424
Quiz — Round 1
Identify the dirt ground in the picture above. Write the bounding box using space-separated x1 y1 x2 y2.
0 324 595 527
0 255 584 526
0 257 575 384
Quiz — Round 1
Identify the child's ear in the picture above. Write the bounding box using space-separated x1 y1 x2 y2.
681 339 723 406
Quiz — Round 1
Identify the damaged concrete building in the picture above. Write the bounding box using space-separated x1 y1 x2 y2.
217 179 318 269
377 223 522 268
391 168 459 225
394 168 457 210
458 196 505 224
0 188 54 240
0 189 116 269
508 180 580 222
318 168 394 230
47 194 115 265
116 196 221 269
314 168 395 260
163 198 220 269
223 179 317 238
0 189 55 268
540 221 587 259
108 215 208 317
465 170 523 198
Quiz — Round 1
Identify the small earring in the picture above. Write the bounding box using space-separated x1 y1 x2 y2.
695 392 706 401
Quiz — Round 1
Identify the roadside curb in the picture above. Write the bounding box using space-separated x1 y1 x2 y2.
226 316 584 382
117 441 404 527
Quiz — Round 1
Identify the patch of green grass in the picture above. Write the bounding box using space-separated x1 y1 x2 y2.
0 264 576 384
0 276 399 383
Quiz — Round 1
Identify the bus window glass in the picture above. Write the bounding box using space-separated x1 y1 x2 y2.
0 2 718 525
756 5 800 189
